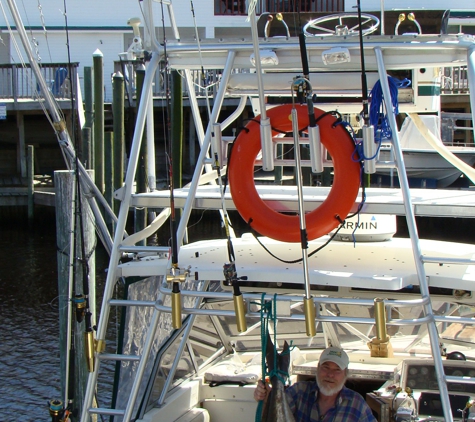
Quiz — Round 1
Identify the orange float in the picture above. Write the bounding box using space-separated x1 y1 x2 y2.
228 104 361 243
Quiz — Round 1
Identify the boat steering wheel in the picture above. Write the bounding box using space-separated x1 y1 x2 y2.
304 13 380 37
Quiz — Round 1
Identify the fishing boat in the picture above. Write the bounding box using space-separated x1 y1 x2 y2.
81 2 475 422
72 1 475 419
5 0 475 421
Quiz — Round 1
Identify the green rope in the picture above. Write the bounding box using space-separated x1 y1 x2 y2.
255 294 279 422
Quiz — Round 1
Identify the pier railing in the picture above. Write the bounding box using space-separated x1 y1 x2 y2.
0 63 78 101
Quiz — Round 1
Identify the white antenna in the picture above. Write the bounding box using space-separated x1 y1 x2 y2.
127 17 141 38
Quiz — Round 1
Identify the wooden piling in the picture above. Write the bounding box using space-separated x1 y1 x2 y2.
17 112 27 178
81 126 92 170
83 66 93 171
93 50 104 193
134 65 147 245
104 132 114 234
55 170 96 419
112 71 125 216
27 145 34 222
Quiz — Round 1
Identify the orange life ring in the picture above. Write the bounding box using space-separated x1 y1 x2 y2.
228 104 361 243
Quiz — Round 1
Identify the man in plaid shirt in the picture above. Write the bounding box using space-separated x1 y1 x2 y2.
254 347 377 422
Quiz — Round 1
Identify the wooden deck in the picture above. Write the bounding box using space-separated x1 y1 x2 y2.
0 175 55 207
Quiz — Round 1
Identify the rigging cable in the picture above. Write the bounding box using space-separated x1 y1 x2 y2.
62 0 97 417
190 0 212 121
0 0 56 131
36 0 53 62
19 0 41 62
190 0 246 331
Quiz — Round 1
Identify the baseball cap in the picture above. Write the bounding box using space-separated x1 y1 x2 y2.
319 347 349 370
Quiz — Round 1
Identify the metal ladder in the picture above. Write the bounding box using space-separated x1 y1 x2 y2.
80 52 170 421
374 46 475 422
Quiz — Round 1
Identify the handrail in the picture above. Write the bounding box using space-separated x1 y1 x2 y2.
0 62 79 101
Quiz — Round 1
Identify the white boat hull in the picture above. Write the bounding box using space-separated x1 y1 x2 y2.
377 149 475 187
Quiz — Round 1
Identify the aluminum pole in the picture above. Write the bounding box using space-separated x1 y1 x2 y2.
374 46 453 422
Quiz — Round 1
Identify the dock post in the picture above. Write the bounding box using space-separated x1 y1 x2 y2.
84 67 93 129
93 50 104 193
104 132 114 235
135 65 147 245
81 126 92 170
27 144 34 222
18 112 27 178
112 71 125 216
55 169 96 419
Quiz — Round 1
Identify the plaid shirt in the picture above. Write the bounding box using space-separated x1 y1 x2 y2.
285 381 377 422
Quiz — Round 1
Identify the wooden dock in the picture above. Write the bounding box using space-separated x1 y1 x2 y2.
0 175 55 207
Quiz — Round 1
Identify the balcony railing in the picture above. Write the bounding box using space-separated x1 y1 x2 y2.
0 63 78 101
442 66 470 95
215 0 344 15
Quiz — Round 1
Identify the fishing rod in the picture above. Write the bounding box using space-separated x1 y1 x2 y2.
60 0 96 376
357 0 377 176
293 4 320 335
294 1 323 174
290 80 316 338
157 1 188 329
211 123 247 333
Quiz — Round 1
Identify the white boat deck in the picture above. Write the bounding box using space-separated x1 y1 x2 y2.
118 233 475 302
130 186 475 218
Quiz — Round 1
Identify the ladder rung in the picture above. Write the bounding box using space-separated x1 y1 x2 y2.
89 407 125 416
110 299 155 307
99 353 141 362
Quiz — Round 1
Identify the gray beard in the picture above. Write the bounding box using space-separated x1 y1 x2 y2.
316 375 345 396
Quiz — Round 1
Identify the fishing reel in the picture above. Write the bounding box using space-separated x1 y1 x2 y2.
223 262 249 333
166 266 190 284
291 76 316 104
72 294 86 323
48 399 65 422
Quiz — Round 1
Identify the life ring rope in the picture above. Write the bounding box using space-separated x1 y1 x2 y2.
228 104 362 243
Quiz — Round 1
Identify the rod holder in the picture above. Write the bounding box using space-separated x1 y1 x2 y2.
211 122 223 169
368 297 393 357
171 285 182 329
308 125 323 173
260 117 274 171
374 297 388 340
233 293 247 333
85 330 95 372
304 297 316 337
363 125 377 174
